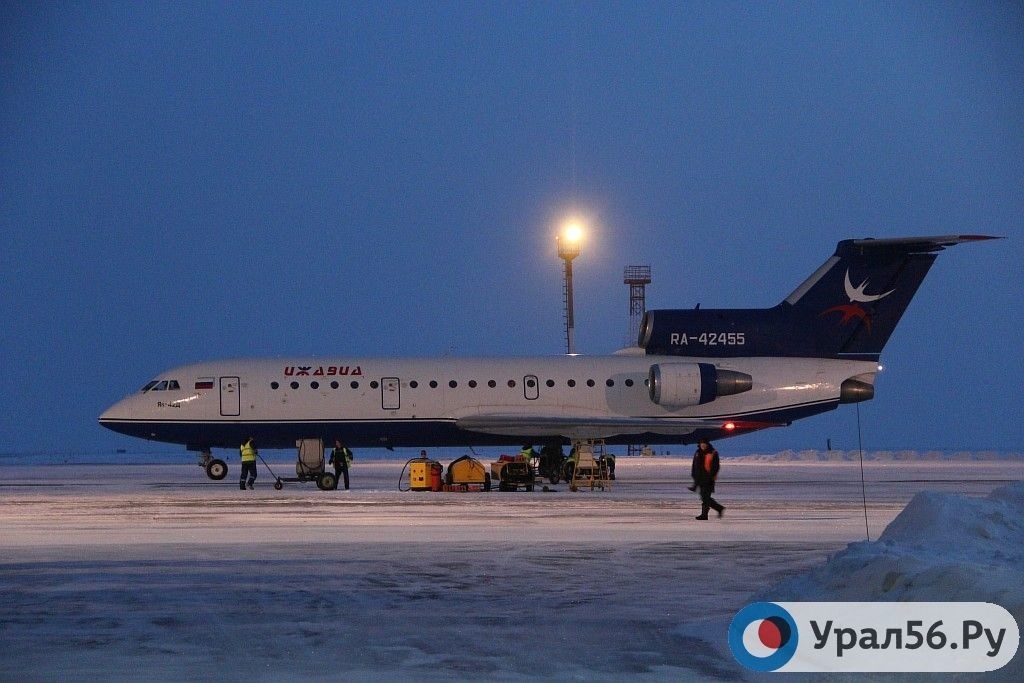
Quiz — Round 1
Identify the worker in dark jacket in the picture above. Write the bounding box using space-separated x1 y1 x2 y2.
329 440 353 490
690 439 724 519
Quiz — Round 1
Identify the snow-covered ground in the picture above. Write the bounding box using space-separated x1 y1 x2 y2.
1 457 1022 681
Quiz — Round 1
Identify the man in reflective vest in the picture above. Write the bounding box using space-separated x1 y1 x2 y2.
690 439 724 519
520 444 537 477
329 440 353 490
240 437 258 490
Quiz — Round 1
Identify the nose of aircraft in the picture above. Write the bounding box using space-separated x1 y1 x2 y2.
98 394 156 440
98 396 132 429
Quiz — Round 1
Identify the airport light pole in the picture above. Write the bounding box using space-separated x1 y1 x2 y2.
557 222 583 355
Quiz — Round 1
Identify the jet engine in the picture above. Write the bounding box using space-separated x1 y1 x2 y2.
839 376 875 403
648 362 753 407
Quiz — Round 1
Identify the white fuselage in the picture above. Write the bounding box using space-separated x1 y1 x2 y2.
99 353 877 451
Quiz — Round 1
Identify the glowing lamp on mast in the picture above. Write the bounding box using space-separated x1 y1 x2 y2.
557 219 585 355
557 220 584 260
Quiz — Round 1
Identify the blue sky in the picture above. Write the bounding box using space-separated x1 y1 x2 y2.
2 1 1022 456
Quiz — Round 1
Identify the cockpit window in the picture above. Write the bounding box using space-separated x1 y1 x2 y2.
141 379 181 393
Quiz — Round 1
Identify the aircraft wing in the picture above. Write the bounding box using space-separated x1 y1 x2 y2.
455 413 782 440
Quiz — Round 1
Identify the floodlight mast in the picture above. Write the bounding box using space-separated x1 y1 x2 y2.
624 265 652 347
557 225 583 355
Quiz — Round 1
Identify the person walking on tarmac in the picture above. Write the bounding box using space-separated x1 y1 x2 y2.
329 439 353 490
239 437 258 490
690 439 724 519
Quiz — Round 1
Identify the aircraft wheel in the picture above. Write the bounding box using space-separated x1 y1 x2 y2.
317 472 337 491
205 459 228 481
274 480 283 491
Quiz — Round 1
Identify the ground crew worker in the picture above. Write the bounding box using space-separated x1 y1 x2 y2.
520 444 537 476
329 439 353 490
604 452 616 480
690 439 724 519
239 437 258 490
564 444 580 482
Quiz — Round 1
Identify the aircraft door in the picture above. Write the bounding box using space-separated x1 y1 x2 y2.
381 377 400 410
219 376 240 416
523 375 539 400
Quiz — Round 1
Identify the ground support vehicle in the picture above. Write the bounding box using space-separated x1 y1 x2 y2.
536 450 566 484
490 457 534 492
264 438 338 491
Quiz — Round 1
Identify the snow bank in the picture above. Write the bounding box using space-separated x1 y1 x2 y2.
758 482 1024 678
762 482 1024 603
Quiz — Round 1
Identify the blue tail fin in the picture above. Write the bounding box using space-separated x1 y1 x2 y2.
639 235 998 361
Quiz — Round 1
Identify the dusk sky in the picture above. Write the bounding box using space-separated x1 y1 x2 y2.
2 2 1022 456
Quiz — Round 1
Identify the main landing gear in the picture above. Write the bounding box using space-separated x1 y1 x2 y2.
197 450 228 481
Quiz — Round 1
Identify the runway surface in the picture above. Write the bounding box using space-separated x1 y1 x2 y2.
2 458 1021 680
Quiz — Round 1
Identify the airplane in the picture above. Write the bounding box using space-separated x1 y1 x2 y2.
99 234 998 482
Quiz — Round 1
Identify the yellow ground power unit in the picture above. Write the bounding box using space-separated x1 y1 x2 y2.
444 455 489 491
408 458 442 491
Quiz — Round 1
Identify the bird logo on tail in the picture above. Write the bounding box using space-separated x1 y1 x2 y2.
820 270 895 332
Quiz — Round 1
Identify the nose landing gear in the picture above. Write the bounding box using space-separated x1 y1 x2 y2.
197 450 228 481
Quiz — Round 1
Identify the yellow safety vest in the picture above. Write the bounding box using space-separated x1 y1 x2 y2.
240 441 256 462
332 447 352 466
